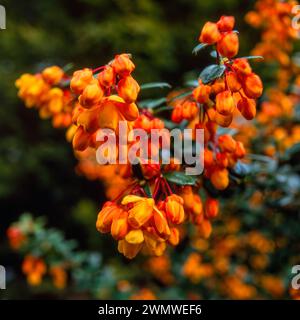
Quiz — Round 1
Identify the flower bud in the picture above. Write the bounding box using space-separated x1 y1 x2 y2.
197 219 212 238
205 198 219 219
182 101 198 120
217 16 235 32
125 229 144 244
242 73 263 99
70 68 93 95
96 201 119 233
216 152 229 168
168 227 180 246
122 195 154 228
218 134 237 152
211 167 229 190
217 32 239 58
237 97 256 120
118 240 142 259
216 90 235 116
153 207 171 238
165 194 185 224
117 76 140 103
215 111 233 127
98 65 115 87
111 211 129 240
235 141 246 159
193 194 203 216
72 126 91 151
204 148 214 167
232 58 252 76
193 82 211 103
112 54 135 77
226 71 241 92
171 105 183 123
211 78 225 95
199 22 221 44
79 81 104 108
42 66 64 85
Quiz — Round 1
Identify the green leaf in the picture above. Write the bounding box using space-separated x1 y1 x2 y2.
152 106 173 114
199 64 226 84
185 79 199 87
62 62 74 72
140 82 171 90
143 183 152 197
164 171 198 186
230 161 250 178
168 91 192 103
139 97 167 109
238 55 264 61
210 50 218 58
192 43 208 55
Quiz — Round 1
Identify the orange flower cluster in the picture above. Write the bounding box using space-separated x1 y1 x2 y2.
16 18 263 260
7 226 26 249
186 16 263 128
71 54 140 152
21 255 67 289
22 255 47 286
96 194 183 259
246 0 298 68
203 134 246 190
236 0 300 157
15 66 73 128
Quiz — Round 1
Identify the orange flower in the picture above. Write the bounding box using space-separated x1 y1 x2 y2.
112 53 135 77
197 219 212 238
218 134 237 153
235 141 246 158
217 32 239 58
117 76 140 103
232 58 252 76
168 227 180 246
111 210 129 240
242 73 263 99
199 22 221 44
98 65 115 87
50 266 67 289
42 66 64 85
210 167 229 190
70 68 94 95
22 255 47 286
215 111 233 127
118 239 143 259
153 206 171 238
216 152 229 168
122 195 154 228
96 201 122 233
216 90 235 116
7 226 26 250
72 125 91 151
226 71 241 92
193 81 211 103
217 16 235 32
79 81 104 108
165 194 185 224
205 198 219 219
237 97 256 120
